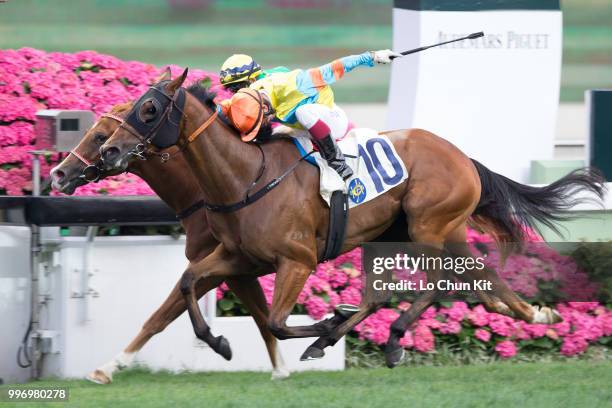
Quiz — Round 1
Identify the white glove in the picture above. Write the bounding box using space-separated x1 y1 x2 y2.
371 49 402 64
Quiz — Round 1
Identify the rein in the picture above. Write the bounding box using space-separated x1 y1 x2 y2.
202 146 315 213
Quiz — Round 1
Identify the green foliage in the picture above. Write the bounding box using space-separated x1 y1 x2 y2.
570 241 612 303
534 279 568 303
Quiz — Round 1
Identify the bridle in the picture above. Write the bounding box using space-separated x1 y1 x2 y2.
113 80 219 164
69 112 125 182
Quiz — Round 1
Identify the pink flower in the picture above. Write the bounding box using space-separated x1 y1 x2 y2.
598 311 612 336
329 269 348 288
216 282 229 300
442 301 469 322
439 320 462 334
304 295 330 320
475 328 491 342
257 275 275 305
399 331 414 348
339 286 361 306
560 334 589 356
420 317 441 330
413 325 435 352
495 340 517 358
489 314 515 337
356 308 399 345
521 323 547 338
468 305 489 327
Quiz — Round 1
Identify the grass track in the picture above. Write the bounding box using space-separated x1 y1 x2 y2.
1 361 611 408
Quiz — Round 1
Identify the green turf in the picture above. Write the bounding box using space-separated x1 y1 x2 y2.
0 0 610 102
1 361 611 408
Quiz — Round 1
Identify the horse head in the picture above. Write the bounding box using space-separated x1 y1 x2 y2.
50 103 132 194
99 68 191 171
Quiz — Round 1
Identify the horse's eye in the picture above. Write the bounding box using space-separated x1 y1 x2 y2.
94 133 107 143
147 105 157 114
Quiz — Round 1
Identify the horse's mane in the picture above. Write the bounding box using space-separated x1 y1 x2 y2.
186 82 217 112
186 82 273 142
110 102 133 115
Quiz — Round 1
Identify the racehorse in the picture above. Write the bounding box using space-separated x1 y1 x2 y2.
50 102 290 383
99 69 605 367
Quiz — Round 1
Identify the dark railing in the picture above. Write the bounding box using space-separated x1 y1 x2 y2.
0 196 177 226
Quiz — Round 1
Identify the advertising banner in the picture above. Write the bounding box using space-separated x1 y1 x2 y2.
388 0 562 181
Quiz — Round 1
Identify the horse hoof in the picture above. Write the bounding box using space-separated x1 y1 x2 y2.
214 336 233 361
549 308 563 324
532 306 563 324
300 346 325 361
271 368 291 380
86 369 111 385
385 346 405 369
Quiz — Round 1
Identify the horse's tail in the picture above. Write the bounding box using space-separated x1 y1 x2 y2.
468 159 606 247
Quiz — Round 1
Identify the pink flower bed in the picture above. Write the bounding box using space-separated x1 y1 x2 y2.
0 47 231 195
217 230 611 358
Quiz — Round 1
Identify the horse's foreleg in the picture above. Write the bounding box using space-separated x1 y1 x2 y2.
225 276 290 380
267 258 331 339
87 273 223 384
180 244 250 360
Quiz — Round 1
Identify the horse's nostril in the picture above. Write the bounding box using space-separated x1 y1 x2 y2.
52 169 65 183
102 146 120 163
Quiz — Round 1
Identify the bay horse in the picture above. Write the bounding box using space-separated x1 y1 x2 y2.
50 102 290 383
99 69 605 367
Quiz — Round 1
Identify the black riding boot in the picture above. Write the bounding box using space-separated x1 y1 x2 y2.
313 134 353 181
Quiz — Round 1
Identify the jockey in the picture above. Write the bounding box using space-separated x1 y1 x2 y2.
219 50 400 180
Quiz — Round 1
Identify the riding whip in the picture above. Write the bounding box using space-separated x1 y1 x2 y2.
390 31 485 59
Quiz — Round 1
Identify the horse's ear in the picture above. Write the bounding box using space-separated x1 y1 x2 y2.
166 67 188 95
155 67 172 83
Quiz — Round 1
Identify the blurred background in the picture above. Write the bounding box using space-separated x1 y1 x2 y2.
1 0 610 103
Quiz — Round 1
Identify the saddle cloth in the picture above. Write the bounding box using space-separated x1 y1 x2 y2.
291 128 409 208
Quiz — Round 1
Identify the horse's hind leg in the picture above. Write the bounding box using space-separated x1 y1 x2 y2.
384 184 474 368
385 242 447 368
445 226 562 324
301 302 382 361
225 276 290 380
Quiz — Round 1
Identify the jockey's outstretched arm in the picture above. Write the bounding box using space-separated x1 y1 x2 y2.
302 50 400 88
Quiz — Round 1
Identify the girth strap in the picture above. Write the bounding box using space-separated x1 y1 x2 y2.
320 190 349 262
